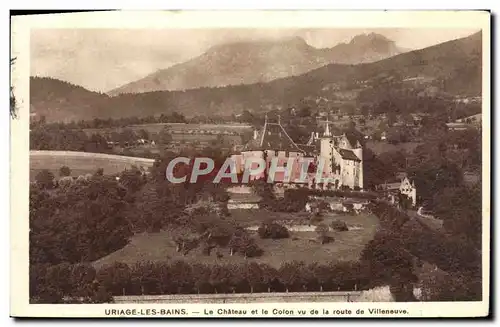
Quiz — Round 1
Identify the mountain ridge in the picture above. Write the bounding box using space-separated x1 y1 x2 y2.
31 32 482 123
108 33 407 95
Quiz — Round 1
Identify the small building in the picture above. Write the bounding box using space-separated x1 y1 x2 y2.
227 192 261 210
454 114 481 127
378 176 417 208
399 177 417 207
446 122 470 131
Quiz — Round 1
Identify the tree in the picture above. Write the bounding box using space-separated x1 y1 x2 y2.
118 129 137 147
279 261 305 292
119 166 146 194
387 111 397 127
137 129 150 140
35 169 55 189
10 58 17 119
330 220 348 232
257 222 290 239
315 224 333 244
169 260 194 294
297 106 312 118
360 231 417 293
85 133 109 153
30 176 133 265
433 183 481 249
313 264 332 292
235 236 263 258
209 264 234 294
245 262 263 293
70 263 97 298
158 127 172 145
398 192 412 211
96 262 131 296
239 110 255 124
192 263 212 294
94 168 104 177
409 160 464 205
378 150 407 172
260 264 278 293
360 104 371 116
59 166 71 177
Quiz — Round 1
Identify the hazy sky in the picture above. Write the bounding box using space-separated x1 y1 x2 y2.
31 28 478 92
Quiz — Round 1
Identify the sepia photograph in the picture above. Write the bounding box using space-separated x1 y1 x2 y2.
10 10 490 318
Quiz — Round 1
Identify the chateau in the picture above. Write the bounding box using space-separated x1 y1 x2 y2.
231 116 364 190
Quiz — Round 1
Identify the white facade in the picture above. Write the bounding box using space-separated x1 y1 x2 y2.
233 118 364 190
318 133 363 190
399 177 417 207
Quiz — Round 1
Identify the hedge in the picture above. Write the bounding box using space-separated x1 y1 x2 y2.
30 260 372 303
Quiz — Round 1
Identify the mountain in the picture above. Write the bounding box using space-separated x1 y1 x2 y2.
31 32 481 122
325 32 405 63
108 33 406 95
30 77 109 122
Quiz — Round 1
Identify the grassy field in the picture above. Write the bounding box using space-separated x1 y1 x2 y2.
82 123 252 136
82 123 247 146
30 150 155 180
93 210 379 269
366 141 422 155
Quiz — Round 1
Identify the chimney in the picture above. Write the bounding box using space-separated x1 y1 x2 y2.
253 130 258 140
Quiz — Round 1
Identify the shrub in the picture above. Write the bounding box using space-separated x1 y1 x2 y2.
315 224 329 235
94 168 104 176
229 229 263 258
35 169 55 189
316 224 334 244
319 234 335 244
331 220 349 232
59 166 71 177
310 215 324 224
257 222 290 239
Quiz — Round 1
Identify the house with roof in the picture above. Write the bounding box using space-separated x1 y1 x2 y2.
378 176 417 208
399 177 417 207
230 115 364 190
454 113 481 127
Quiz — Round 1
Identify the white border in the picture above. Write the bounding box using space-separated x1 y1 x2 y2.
6 6 494 322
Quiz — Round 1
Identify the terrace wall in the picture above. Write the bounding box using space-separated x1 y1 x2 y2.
113 291 363 304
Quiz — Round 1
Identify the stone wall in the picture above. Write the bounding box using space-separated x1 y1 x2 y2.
113 291 363 304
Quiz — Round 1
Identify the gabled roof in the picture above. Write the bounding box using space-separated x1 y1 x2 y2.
260 122 303 152
337 148 361 161
244 119 304 152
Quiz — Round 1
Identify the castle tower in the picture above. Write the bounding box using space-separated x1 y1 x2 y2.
319 119 335 181
324 118 331 137
352 140 363 189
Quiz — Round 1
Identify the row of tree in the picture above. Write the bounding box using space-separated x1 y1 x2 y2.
31 260 373 303
31 111 187 130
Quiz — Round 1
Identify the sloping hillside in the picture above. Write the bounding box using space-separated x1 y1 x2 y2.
30 77 109 122
31 32 481 122
109 33 405 94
